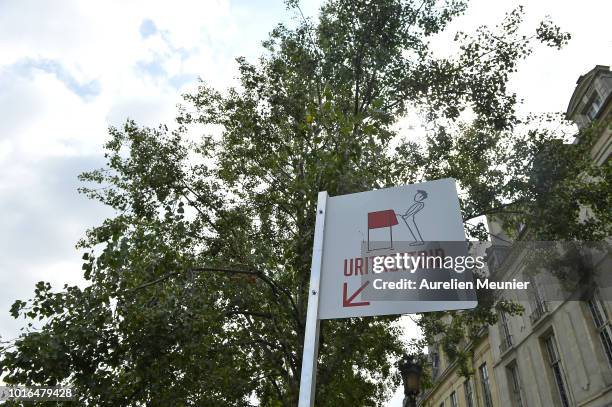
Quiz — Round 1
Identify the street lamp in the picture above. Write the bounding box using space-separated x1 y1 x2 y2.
398 354 422 407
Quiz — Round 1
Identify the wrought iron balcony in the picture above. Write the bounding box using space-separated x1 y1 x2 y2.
529 301 549 325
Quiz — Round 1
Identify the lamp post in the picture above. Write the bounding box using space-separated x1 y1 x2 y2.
398 354 422 407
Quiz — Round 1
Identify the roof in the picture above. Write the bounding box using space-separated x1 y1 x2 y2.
565 65 611 120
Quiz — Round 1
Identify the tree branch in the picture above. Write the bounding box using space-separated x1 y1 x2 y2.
192 266 303 329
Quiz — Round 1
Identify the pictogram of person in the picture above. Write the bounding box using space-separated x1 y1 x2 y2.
400 190 428 246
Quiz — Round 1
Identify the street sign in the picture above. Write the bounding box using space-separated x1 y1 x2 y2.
298 178 477 407
319 178 477 319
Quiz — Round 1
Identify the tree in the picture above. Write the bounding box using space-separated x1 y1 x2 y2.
3 0 605 405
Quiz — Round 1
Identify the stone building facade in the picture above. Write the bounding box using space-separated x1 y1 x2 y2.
420 328 500 407
419 65 612 407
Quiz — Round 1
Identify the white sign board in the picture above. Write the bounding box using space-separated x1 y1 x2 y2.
318 178 477 319
298 178 476 407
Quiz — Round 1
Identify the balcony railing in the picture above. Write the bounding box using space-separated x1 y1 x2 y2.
529 301 549 325
499 333 513 354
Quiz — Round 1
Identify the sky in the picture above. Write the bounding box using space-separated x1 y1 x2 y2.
0 0 611 405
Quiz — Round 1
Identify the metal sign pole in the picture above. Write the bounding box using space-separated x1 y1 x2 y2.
298 191 328 407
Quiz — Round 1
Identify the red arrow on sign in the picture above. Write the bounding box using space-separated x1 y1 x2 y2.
343 281 371 307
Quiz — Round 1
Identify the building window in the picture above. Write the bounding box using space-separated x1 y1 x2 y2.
431 351 440 379
450 391 458 407
544 334 571 407
439 402 444 407
507 362 525 407
529 277 548 325
479 363 494 407
500 311 513 353
588 292 612 368
585 91 603 120
464 379 474 407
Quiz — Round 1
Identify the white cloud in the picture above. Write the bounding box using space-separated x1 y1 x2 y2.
0 0 324 348
0 71 106 159
0 0 268 346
